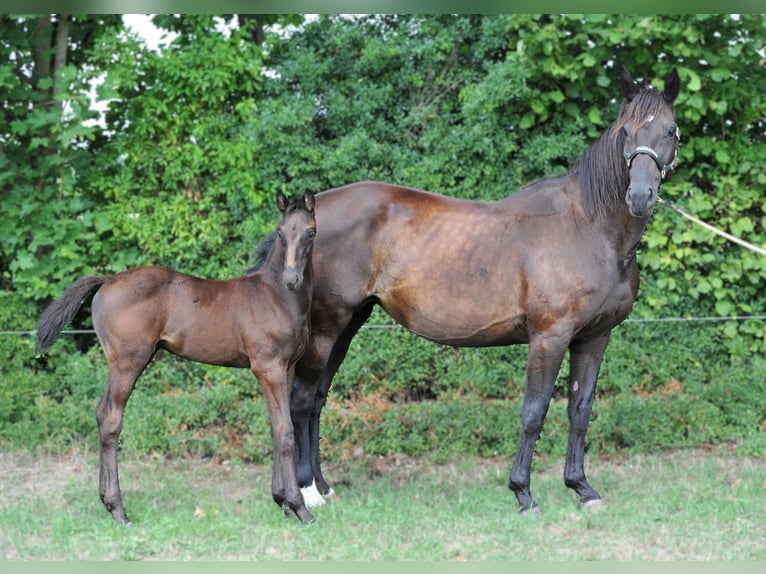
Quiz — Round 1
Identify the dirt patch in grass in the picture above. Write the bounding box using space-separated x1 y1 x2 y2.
0 450 95 507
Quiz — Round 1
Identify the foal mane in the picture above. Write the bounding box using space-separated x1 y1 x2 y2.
247 232 277 274
575 86 672 219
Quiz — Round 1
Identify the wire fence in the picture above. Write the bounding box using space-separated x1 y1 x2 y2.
2 314 765 336
2 199 763 341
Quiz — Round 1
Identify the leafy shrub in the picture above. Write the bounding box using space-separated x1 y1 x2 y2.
2 293 763 462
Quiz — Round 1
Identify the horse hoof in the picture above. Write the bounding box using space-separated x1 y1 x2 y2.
111 511 132 526
301 480 326 508
295 506 315 524
284 504 315 524
580 497 604 512
322 488 337 502
519 504 542 518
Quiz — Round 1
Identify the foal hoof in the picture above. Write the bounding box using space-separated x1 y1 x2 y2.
110 510 132 526
580 497 604 512
284 504 315 525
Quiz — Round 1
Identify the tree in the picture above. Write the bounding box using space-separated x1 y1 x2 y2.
3 14 763 354
0 14 122 298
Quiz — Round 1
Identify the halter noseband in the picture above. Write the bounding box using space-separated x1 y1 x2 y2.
623 126 680 180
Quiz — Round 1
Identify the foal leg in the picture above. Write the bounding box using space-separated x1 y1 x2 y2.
95 355 148 524
509 331 568 513
564 333 611 508
254 363 313 524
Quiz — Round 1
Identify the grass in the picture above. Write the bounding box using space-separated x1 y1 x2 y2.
1 447 764 560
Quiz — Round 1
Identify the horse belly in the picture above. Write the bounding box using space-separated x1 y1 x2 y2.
160 304 252 368
379 286 528 347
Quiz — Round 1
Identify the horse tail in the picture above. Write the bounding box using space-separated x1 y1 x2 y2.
35 276 106 356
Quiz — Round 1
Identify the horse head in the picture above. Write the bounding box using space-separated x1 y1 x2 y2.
618 66 681 218
276 190 317 290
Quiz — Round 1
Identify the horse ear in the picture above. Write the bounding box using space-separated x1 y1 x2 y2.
619 65 640 101
277 190 288 213
663 68 680 103
303 191 315 213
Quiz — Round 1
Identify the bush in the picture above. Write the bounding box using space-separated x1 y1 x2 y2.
2 296 763 462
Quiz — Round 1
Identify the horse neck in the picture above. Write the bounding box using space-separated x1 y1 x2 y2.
263 240 286 279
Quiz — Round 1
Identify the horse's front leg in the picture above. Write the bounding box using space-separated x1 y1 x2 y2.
290 369 325 507
308 306 374 496
508 330 569 513
308 379 334 497
254 363 314 524
564 333 611 508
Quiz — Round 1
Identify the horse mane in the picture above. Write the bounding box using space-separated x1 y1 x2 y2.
245 193 311 275
246 231 277 274
575 86 672 219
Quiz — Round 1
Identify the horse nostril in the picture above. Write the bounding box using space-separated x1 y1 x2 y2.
283 270 302 290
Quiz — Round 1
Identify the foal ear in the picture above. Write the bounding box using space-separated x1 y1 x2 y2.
303 191 315 213
663 68 680 103
277 190 288 213
619 65 640 101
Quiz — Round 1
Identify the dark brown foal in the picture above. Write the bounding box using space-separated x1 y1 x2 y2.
36 190 317 524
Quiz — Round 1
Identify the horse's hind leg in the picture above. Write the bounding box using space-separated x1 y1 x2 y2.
564 334 610 508
95 355 149 524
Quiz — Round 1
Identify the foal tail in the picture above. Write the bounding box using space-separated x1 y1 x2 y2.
35 276 106 356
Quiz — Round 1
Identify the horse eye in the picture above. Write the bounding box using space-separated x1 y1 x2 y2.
306 229 316 240
666 126 677 138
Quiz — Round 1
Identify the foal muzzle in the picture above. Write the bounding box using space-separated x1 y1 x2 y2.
282 269 303 290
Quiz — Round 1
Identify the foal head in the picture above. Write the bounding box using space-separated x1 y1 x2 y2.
616 66 681 217
275 190 317 290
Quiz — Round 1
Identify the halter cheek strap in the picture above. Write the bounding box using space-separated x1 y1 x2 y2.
624 127 680 180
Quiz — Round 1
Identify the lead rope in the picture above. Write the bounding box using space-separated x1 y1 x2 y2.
658 197 766 257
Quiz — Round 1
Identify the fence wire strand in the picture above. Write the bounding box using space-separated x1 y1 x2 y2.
2 315 766 337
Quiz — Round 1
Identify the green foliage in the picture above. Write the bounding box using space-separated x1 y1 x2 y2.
0 15 120 298
88 17 273 279
5 317 762 462
1 15 764 463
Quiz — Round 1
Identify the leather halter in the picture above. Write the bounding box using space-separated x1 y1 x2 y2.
623 126 680 180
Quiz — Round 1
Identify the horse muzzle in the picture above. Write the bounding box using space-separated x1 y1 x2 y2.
625 156 661 218
282 269 303 290
625 182 658 218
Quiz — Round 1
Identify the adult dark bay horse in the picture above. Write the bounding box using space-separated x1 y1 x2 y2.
36 191 317 524
292 67 681 513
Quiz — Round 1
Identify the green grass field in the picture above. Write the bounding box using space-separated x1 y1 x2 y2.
1 447 764 560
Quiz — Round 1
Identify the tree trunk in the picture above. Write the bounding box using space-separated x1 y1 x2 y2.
52 14 70 104
238 14 265 46
30 15 52 90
